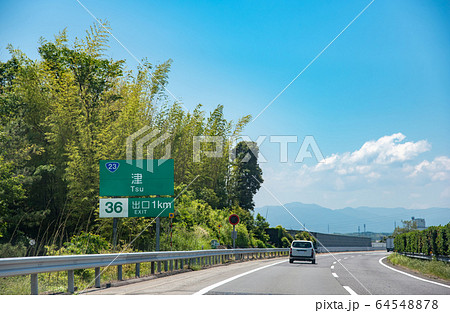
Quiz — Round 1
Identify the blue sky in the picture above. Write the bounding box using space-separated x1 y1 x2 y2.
1 0 449 210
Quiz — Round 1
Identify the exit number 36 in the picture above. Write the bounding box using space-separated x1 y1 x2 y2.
99 198 128 217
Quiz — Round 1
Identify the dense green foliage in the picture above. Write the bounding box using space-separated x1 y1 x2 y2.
266 226 294 248
295 231 316 243
230 141 263 211
393 223 450 256
0 24 269 256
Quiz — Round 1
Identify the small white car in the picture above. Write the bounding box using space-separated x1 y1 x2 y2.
289 240 316 264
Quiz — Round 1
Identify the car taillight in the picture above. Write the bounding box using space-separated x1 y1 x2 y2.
290 247 292 255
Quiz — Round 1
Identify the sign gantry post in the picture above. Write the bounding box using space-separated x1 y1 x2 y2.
169 213 174 250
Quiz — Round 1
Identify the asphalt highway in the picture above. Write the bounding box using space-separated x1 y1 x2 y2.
88 251 450 295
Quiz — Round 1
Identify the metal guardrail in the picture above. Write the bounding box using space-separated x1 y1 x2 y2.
397 252 450 263
0 248 289 295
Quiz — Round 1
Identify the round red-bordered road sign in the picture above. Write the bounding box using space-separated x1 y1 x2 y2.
228 214 240 226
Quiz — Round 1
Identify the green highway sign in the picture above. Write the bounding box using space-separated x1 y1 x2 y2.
99 159 174 196
99 197 174 218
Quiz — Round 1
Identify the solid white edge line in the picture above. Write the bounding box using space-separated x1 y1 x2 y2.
343 286 358 295
378 256 450 289
332 273 338 278
193 259 288 295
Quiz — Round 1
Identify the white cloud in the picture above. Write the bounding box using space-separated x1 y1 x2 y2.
315 133 431 176
410 156 450 181
256 133 450 209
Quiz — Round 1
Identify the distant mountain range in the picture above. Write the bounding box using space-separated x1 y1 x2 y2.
254 202 450 234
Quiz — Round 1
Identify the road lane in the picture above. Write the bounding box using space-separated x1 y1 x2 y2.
88 257 289 295
331 252 450 295
87 251 450 295
204 257 347 295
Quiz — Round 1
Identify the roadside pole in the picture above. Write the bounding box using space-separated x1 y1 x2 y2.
229 214 239 250
155 217 160 251
232 224 236 249
112 218 118 250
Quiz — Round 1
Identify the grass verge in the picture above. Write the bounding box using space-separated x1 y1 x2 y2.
0 262 186 295
387 253 450 281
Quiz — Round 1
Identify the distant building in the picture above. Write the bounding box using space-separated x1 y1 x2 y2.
411 217 426 230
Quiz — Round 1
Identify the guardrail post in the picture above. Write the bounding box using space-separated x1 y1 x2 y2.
95 267 101 288
31 274 38 295
136 263 140 277
117 265 123 281
164 261 168 272
68 270 75 294
169 260 173 272
157 261 161 273
151 262 155 274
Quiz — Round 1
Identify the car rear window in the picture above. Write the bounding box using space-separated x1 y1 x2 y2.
292 241 312 248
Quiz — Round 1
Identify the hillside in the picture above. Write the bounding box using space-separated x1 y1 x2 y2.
254 202 450 234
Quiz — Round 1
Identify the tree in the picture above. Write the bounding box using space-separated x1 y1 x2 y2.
393 219 418 237
295 231 316 247
230 141 263 211
0 22 262 255
0 155 26 242
253 213 270 243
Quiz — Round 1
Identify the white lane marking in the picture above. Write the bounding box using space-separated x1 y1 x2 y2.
338 259 341 262
344 257 348 260
331 265 335 270
343 286 358 295
378 257 450 289
333 261 337 264
193 259 287 295
332 273 339 278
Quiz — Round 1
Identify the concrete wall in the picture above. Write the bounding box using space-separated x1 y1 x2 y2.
312 232 372 248
316 246 385 253
286 230 372 248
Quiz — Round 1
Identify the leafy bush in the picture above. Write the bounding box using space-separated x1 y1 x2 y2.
394 223 449 257
0 243 27 258
280 237 291 248
45 232 110 256
295 231 316 243
254 239 266 248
